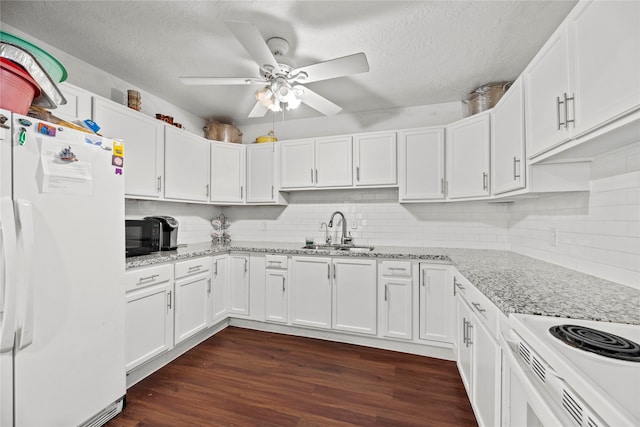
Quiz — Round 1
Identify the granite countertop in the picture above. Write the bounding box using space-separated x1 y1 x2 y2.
126 241 640 325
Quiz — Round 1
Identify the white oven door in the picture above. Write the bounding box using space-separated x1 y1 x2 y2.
500 332 569 427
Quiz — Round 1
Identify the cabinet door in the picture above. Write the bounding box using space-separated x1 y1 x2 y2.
210 255 228 324
92 98 164 198
125 281 173 372
332 258 377 335
472 316 501 427
246 143 275 202
571 0 640 137
164 126 210 201
57 82 92 121
229 254 250 316
381 276 412 340
290 257 332 329
315 136 353 187
456 294 473 394
174 272 210 344
446 113 491 199
280 139 315 189
398 127 446 201
265 269 288 323
491 79 526 195
418 265 452 343
354 132 397 186
210 142 245 203
524 29 572 157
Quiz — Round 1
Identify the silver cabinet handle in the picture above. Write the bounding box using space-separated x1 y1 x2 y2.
513 157 521 180
214 260 218 276
564 92 575 129
205 184 209 197
356 166 360 182
244 258 248 273
188 265 202 273
315 169 318 184
157 176 162 192
482 172 488 191
327 264 330 279
462 318 468 346
282 276 286 292
385 284 389 301
466 321 473 347
333 263 336 279
453 276 464 295
207 278 212 294
167 290 172 310
271 185 274 199
421 269 425 287
310 168 314 183
440 178 445 194
240 186 244 199
472 302 486 314
138 274 159 285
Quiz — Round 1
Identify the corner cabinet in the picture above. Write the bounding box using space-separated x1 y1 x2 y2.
491 78 525 195
524 0 640 158
163 126 210 201
92 97 164 198
398 127 446 202
246 143 278 203
446 112 491 199
228 253 250 316
210 142 246 203
210 254 228 324
418 264 452 343
353 131 397 187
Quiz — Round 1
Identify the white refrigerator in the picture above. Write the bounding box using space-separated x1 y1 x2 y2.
0 109 126 426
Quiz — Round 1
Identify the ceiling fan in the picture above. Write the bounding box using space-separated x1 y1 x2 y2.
180 21 370 118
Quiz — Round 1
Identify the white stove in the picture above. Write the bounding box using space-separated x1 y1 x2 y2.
505 314 640 427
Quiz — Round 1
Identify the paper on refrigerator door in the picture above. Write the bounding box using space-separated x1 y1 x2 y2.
38 138 93 196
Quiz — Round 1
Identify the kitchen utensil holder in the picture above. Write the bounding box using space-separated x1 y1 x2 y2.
212 213 231 245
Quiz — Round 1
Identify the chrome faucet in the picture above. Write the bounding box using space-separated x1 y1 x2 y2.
328 211 352 245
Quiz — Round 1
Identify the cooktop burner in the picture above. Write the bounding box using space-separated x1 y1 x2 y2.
549 324 640 362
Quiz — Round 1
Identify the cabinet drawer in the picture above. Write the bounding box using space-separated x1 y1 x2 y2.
175 257 210 279
265 254 288 269
454 272 499 337
381 260 412 277
125 264 173 292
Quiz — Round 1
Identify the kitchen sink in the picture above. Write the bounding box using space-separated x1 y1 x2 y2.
302 244 374 252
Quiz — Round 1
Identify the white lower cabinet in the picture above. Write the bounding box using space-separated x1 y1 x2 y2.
265 255 288 324
124 264 174 372
418 264 453 343
332 258 377 335
454 273 501 427
210 254 228 324
290 256 332 329
173 257 211 345
229 253 250 316
379 260 413 340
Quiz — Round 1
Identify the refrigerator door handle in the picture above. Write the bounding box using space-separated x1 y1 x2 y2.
15 199 35 350
0 198 19 352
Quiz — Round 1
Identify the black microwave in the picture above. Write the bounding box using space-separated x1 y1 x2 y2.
125 219 162 257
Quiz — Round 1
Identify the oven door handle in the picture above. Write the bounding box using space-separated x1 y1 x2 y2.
499 332 568 427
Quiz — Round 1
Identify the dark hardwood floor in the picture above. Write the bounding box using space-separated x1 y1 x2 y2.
107 327 477 426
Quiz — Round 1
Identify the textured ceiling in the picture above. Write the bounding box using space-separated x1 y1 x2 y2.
0 1 577 126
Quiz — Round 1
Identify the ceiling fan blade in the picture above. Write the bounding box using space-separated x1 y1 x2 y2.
180 77 266 85
225 21 281 75
248 101 269 118
293 53 369 84
295 85 342 116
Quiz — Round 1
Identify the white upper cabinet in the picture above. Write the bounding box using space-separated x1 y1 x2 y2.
280 136 352 189
398 127 446 202
210 142 246 203
163 127 210 202
279 139 316 189
525 0 639 158
92 98 164 198
246 143 276 203
57 82 92 122
314 136 353 187
353 131 397 186
570 0 639 136
446 112 491 199
491 78 525 195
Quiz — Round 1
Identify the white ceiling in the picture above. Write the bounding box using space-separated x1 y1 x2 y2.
1 1 577 126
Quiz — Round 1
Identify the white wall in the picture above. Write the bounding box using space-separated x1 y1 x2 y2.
509 143 640 289
126 200 220 246
224 188 510 249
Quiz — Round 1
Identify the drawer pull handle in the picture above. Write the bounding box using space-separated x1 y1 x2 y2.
188 265 202 272
472 302 486 314
138 274 159 285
